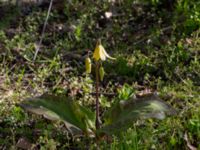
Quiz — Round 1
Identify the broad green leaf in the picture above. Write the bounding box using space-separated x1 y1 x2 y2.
99 94 176 135
20 94 95 136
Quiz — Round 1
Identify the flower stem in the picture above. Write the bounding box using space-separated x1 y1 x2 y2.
95 61 100 130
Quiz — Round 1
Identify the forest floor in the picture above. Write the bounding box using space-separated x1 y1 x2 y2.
0 0 199 149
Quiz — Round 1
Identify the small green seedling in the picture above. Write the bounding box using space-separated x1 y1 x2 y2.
20 39 176 142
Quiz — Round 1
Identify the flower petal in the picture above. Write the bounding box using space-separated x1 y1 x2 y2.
99 45 106 61
100 45 116 60
93 44 101 61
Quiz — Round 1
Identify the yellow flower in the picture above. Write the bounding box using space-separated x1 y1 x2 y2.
93 40 115 61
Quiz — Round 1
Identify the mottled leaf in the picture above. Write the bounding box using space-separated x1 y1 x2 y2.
20 94 95 136
99 94 176 135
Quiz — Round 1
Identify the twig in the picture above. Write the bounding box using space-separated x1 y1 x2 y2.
90 92 117 97
133 24 180 46
184 132 197 150
33 0 54 61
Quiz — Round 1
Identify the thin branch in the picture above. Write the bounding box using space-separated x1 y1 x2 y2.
33 0 54 61
133 24 181 46
90 92 117 97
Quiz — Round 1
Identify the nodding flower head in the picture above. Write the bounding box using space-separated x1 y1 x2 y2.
93 39 116 61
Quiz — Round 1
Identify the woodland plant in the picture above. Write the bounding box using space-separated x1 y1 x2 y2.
20 39 176 146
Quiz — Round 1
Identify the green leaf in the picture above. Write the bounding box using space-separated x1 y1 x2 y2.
117 83 135 100
20 94 95 136
99 94 176 135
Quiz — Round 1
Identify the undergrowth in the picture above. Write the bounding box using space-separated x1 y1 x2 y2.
0 0 199 149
